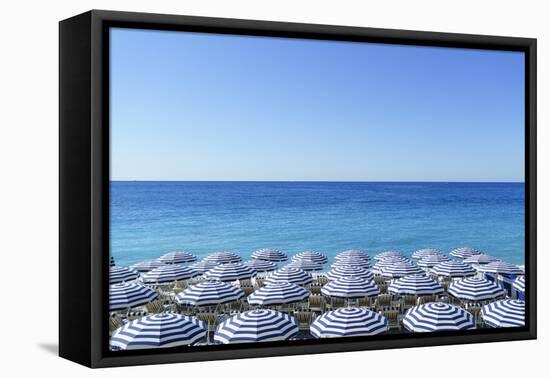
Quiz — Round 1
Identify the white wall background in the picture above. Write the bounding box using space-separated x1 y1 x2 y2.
1 0 547 375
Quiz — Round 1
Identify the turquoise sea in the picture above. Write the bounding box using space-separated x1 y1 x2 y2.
110 181 525 267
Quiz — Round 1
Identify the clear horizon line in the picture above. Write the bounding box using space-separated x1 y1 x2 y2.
109 179 524 184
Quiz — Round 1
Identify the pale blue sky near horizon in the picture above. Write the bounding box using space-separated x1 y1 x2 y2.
110 28 525 182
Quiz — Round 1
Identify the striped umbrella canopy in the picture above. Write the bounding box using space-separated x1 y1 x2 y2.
190 260 220 273
450 247 482 259
417 254 451 268
448 277 506 301
403 302 475 332
247 282 310 306
463 254 500 265
388 275 444 296
412 248 443 260
110 313 206 350
291 251 328 265
142 265 200 285
381 262 424 278
513 275 525 293
335 250 370 262
285 259 324 272
310 308 388 338
110 256 116 267
243 259 277 272
175 281 244 306
476 261 524 275
321 277 380 299
109 266 140 284
214 309 298 344
251 248 288 262
372 256 411 274
482 299 525 328
159 251 197 264
131 259 165 272
203 263 257 282
431 261 476 278
109 283 159 311
326 265 374 281
374 251 404 261
331 256 371 269
203 252 242 264
265 268 313 286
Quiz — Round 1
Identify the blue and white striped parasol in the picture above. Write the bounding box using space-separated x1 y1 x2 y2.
513 275 525 293
449 247 481 259
203 263 257 282
291 251 328 264
214 309 298 344
175 281 244 306
109 266 140 284
431 261 476 278
265 268 313 286
203 252 242 264
463 254 500 265
110 313 206 350
109 283 159 311
310 308 388 338
321 277 380 298
326 265 374 281
372 256 411 274
482 299 525 328
380 262 424 278
335 250 370 262
243 259 277 272
247 282 310 306
417 254 451 268
131 260 165 272
159 251 197 264
331 256 371 269
251 248 288 262
388 275 444 296
403 302 475 332
142 265 200 285
448 277 506 301
476 261 524 275
190 259 220 273
285 259 324 271
412 248 443 260
374 251 404 261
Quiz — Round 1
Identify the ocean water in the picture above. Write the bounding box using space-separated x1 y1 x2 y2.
110 181 525 267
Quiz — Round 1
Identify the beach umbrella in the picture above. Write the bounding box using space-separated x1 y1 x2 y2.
175 281 244 307
203 252 242 264
291 251 328 264
380 262 424 278
109 283 159 311
450 247 481 259
482 299 525 328
326 265 374 281
251 248 288 262
203 263 257 282
335 250 370 262
110 256 116 267
448 277 506 301
417 254 451 268
476 261 524 275
331 256 371 269
412 248 443 260
431 261 476 278
247 282 310 306
131 259 165 272
513 275 525 293
285 259 324 272
142 265 200 285
321 277 380 299
310 308 388 338
372 256 411 274
374 251 404 261
403 302 475 332
109 266 140 284
190 260 220 273
388 275 444 296
265 268 313 286
159 251 197 264
463 254 500 265
110 313 206 350
243 259 277 272
214 309 298 344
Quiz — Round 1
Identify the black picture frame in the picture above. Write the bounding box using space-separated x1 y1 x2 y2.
59 9 537 368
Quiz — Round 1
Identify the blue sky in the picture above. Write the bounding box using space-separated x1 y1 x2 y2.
110 28 525 182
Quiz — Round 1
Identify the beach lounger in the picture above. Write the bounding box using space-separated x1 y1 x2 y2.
308 295 326 313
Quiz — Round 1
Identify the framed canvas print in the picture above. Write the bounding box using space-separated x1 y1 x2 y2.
59 10 537 368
